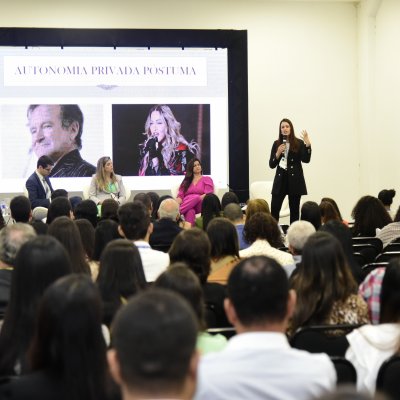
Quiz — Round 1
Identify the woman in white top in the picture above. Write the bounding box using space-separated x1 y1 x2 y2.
239 212 294 267
346 258 400 395
89 156 126 205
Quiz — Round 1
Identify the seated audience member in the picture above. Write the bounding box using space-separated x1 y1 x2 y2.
149 198 183 252
108 290 198 400
220 191 240 211
321 197 348 225
69 195 82 211
0 224 36 317
48 216 91 275
169 228 228 327
0 213 6 230
10 196 31 223
133 192 153 217
0 274 115 400
319 200 341 225
224 203 249 250
289 232 370 335
25 155 54 209
92 219 121 262
195 193 222 231
147 191 160 221
50 188 68 201
240 212 292 266
46 197 73 225
74 199 99 228
376 205 400 248
118 201 169 282
206 217 240 285
97 239 146 327
346 258 400 395
154 264 227 354
29 220 48 235
0 236 71 377
378 189 396 219
285 220 315 277
351 195 392 237
320 220 363 284
75 219 97 279
195 256 336 400
300 201 321 231
359 267 386 325
100 198 119 222
31 207 47 222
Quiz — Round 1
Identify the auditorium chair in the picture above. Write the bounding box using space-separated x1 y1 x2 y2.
376 355 400 399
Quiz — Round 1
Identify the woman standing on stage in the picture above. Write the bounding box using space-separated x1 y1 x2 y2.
269 118 312 223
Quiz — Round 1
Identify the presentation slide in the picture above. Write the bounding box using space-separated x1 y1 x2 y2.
0 46 229 194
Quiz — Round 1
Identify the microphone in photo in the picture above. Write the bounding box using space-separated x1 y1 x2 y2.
282 138 287 159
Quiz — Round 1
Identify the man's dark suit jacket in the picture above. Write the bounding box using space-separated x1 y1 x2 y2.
149 218 182 252
25 172 54 209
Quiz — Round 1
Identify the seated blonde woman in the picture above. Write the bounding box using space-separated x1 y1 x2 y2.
89 156 126 206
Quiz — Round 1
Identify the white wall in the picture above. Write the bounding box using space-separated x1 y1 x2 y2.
1 0 396 220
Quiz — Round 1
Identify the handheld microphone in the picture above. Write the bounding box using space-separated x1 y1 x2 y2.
282 138 287 159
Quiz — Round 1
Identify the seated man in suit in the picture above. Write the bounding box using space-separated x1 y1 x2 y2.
149 198 183 252
25 155 54 209
195 255 336 400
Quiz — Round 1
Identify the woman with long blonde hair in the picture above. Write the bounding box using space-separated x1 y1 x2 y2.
139 105 199 176
89 156 126 205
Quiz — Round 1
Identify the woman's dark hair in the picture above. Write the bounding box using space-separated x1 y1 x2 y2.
29 274 111 400
48 216 90 275
75 219 95 260
97 239 146 326
169 228 211 284
46 197 72 225
92 219 121 262
321 197 344 221
300 201 322 230
351 195 392 237
154 263 205 330
179 158 201 194
245 199 270 222
0 236 71 375
207 217 239 259
319 201 341 224
100 198 119 222
290 232 357 332
244 212 283 248
74 199 98 228
147 191 160 220
221 192 240 210
0 212 6 230
380 258 400 323
319 220 362 284
378 189 396 207
277 118 299 152
201 193 222 231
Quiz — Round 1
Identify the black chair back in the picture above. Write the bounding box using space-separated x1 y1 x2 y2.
331 357 357 384
376 355 400 399
352 237 383 253
353 252 367 269
352 244 380 264
361 262 388 280
207 327 236 339
384 242 400 252
375 252 400 263
290 324 363 357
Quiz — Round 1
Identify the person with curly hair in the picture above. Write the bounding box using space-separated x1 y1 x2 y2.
176 159 214 226
139 105 199 176
240 212 293 266
351 195 392 237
